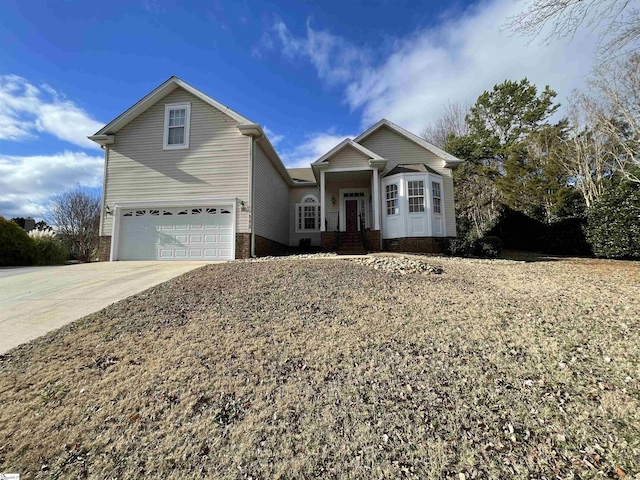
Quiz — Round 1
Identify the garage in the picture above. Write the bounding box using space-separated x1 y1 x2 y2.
113 205 235 261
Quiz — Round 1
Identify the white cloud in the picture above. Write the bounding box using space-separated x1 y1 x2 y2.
273 18 369 86
263 125 285 146
0 75 103 149
280 130 356 168
265 0 600 134
0 151 103 219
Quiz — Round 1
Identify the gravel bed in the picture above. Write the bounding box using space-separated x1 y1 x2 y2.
351 255 444 274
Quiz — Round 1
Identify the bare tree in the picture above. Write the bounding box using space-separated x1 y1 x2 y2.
591 54 640 182
422 100 470 148
46 189 100 263
506 0 640 60
558 92 616 207
454 163 503 238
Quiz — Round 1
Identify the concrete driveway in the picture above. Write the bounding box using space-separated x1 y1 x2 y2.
0 261 212 354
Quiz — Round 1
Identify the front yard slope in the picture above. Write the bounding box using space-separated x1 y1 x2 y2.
0 257 639 479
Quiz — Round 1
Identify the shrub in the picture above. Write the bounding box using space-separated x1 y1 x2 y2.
586 178 640 259
29 230 69 265
540 218 591 256
0 216 36 266
473 236 503 258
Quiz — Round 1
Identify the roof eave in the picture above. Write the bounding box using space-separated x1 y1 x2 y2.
88 134 115 146
94 76 254 136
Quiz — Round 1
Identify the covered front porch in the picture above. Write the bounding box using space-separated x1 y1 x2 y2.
311 139 386 253
318 169 382 253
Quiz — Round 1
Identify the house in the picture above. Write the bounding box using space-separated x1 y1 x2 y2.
89 77 463 261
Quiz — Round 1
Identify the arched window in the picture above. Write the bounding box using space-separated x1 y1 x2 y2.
296 195 320 232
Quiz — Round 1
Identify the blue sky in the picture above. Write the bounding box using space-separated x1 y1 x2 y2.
0 0 601 219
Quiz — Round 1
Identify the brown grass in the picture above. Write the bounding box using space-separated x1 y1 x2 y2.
0 256 639 479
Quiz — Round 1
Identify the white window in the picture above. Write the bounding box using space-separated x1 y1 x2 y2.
163 103 191 150
408 180 425 213
386 184 398 215
432 181 442 214
296 195 320 232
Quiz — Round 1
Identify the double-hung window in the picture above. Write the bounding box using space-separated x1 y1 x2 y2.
386 184 398 215
432 181 442 214
296 195 320 232
163 103 191 150
407 180 425 213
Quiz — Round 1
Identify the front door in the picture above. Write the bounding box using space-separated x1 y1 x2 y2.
346 199 358 232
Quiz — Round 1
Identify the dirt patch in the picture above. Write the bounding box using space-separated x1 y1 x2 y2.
0 256 639 479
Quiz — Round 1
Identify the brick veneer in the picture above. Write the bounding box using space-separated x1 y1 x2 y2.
320 230 381 253
255 234 288 256
235 233 251 259
365 229 381 252
320 232 336 252
98 236 111 262
382 237 443 254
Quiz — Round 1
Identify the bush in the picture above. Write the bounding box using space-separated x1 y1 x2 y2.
0 216 36 266
29 230 68 265
586 178 640 259
473 236 503 258
540 218 591 256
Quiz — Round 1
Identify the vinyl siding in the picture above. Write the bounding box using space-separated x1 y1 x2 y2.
358 126 457 237
101 87 251 236
326 145 370 168
290 186 321 246
253 143 289 245
324 177 369 215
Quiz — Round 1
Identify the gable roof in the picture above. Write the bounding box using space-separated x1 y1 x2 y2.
311 138 384 165
91 76 253 137
383 163 442 177
354 118 464 168
287 168 316 183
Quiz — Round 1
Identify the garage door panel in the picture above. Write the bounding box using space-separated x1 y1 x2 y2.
117 205 235 261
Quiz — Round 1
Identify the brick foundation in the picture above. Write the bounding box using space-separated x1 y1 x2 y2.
321 232 337 252
235 233 251 259
255 234 288 257
365 229 381 252
382 237 443 254
320 230 382 253
98 236 111 262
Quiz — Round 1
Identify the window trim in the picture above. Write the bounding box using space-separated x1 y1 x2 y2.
386 183 399 216
163 102 191 150
295 195 320 233
407 179 425 213
431 180 442 214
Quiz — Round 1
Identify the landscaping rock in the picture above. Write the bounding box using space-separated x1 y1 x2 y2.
351 256 444 275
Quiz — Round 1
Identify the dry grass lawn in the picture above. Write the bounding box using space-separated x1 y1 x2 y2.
0 255 639 479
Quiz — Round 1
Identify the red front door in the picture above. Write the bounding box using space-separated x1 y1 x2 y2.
346 200 358 232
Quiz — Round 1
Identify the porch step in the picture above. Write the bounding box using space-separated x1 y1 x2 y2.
337 247 367 255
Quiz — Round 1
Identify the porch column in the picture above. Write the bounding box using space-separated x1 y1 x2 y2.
320 169 326 232
373 168 381 230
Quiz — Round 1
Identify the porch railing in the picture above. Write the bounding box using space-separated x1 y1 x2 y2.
325 212 339 232
359 214 369 251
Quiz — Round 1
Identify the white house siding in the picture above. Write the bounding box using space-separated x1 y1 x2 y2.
289 185 321 247
358 126 457 237
325 145 370 168
253 143 290 245
101 87 251 237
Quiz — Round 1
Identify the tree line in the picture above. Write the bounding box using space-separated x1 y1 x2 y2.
423 55 640 258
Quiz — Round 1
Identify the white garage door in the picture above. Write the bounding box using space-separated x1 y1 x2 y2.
116 206 234 261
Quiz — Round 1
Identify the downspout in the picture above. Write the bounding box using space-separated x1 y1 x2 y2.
249 134 264 258
249 137 256 258
99 145 109 237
